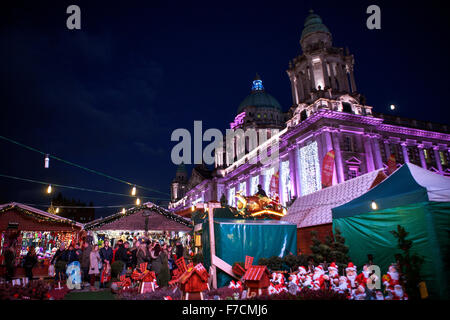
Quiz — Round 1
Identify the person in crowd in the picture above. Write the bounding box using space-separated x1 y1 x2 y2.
136 241 148 265
124 241 132 269
80 241 92 285
74 243 82 258
4 241 16 282
99 240 113 265
65 244 79 263
51 242 67 282
23 246 37 281
130 241 139 269
114 240 128 275
112 243 119 263
150 243 162 275
89 245 101 291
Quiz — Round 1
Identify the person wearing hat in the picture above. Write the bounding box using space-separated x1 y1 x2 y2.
51 242 68 282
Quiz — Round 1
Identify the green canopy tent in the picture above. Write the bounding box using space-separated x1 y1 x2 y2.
332 163 450 299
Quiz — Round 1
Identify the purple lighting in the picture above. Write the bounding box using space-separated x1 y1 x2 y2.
230 112 246 129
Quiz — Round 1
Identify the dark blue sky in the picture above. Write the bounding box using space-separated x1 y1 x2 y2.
1 0 449 217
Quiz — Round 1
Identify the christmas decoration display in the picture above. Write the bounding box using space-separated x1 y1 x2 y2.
65 261 81 290
174 262 210 300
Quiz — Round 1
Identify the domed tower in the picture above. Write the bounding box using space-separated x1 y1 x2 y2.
230 74 285 131
170 163 188 202
287 10 362 107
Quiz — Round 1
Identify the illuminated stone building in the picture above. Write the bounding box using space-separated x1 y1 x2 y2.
169 10 450 214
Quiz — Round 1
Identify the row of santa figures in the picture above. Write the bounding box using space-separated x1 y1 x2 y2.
229 261 408 300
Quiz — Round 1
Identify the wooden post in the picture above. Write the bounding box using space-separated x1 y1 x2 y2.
207 202 217 289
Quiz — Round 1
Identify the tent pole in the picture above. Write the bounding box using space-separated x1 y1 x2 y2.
207 202 217 289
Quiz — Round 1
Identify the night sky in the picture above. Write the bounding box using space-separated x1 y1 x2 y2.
1 0 449 218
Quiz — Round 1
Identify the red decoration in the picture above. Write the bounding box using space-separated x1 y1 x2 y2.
245 256 254 270
387 154 397 175
242 265 271 297
321 150 335 188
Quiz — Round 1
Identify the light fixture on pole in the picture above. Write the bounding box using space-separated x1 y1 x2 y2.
131 186 137 196
47 185 52 194
371 200 378 210
44 154 50 168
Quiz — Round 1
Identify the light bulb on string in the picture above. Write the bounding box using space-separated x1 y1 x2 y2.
122 208 126 214
390 104 396 110
136 198 141 205
47 185 52 194
44 154 50 168
131 186 137 196
55 207 60 214
371 200 378 210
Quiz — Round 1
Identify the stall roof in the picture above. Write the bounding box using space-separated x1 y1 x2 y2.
0 202 83 228
332 163 450 219
83 202 192 231
282 169 385 228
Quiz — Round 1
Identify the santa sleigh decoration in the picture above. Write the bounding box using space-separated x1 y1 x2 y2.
235 192 285 220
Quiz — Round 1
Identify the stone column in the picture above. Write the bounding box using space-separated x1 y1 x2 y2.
288 146 299 198
329 62 337 90
322 129 337 185
417 144 427 169
321 57 330 88
331 131 345 183
349 65 357 93
383 140 391 162
259 169 266 195
308 63 316 90
371 136 383 170
314 132 324 176
363 135 375 172
401 143 410 163
290 75 299 105
433 147 444 174
336 63 349 92
296 74 305 102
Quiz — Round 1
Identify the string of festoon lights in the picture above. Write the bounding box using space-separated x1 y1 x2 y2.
0 135 170 199
0 174 169 210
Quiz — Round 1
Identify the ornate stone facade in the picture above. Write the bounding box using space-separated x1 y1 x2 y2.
169 10 450 213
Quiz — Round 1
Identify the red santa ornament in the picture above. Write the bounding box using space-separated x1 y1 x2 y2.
312 265 326 290
392 284 408 300
345 262 359 292
356 264 370 286
382 264 400 293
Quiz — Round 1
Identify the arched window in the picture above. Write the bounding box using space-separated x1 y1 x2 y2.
342 102 352 113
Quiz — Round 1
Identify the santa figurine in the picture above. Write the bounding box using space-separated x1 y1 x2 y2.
375 290 385 300
268 282 277 295
356 264 370 286
335 276 351 298
327 262 340 289
312 265 326 290
353 284 367 300
235 281 243 291
392 284 408 300
345 262 359 293
382 264 400 294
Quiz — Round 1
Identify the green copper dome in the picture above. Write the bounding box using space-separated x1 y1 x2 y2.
237 75 282 114
301 9 330 40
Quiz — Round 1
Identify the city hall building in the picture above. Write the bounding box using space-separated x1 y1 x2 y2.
168 10 450 216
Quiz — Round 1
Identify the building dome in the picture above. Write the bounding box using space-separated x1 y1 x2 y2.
300 10 331 41
237 74 282 114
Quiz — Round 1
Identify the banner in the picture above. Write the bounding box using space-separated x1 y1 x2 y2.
321 150 335 188
269 171 279 197
387 154 396 175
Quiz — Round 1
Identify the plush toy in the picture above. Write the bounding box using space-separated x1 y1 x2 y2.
66 261 82 290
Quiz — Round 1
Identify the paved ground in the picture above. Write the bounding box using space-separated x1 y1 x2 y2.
63 289 116 300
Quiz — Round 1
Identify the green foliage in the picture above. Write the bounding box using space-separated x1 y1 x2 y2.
309 228 349 270
282 254 310 271
390 225 424 299
258 256 283 271
111 261 124 280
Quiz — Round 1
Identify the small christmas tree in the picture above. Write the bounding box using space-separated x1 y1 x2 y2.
309 228 349 271
390 225 424 299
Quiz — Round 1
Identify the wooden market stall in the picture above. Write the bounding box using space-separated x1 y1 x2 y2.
83 202 192 246
0 202 83 279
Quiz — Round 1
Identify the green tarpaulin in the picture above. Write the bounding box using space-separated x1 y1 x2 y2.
201 218 297 288
332 163 450 299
